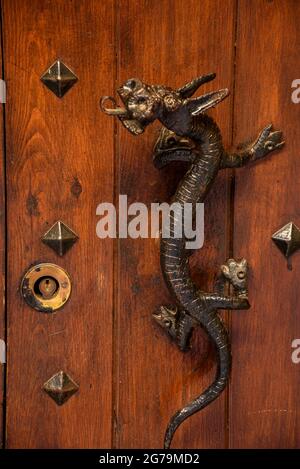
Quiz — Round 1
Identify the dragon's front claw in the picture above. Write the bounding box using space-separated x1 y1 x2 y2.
264 130 285 151
252 124 285 160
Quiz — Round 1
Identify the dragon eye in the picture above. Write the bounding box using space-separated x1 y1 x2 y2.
126 79 136 89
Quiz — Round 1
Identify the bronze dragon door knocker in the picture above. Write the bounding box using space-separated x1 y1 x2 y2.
101 74 284 448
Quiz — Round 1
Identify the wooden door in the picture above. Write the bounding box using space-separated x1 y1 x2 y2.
0 0 299 449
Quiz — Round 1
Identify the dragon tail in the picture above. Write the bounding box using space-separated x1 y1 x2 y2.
164 316 231 449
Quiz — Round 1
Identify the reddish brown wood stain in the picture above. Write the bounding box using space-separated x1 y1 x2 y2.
0 0 299 449
116 0 235 449
3 0 115 448
231 0 300 448
0 14 5 449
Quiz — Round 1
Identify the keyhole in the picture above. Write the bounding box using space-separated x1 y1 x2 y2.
35 276 59 299
237 271 245 280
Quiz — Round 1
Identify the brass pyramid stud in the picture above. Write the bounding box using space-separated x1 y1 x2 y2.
272 221 300 258
41 59 78 98
42 221 79 256
43 371 79 406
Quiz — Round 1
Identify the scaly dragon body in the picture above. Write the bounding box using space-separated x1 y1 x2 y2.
101 74 284 448
154 114 250 449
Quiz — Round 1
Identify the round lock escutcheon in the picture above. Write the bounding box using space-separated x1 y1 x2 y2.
21 263 71 313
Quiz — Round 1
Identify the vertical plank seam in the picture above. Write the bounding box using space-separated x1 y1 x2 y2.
0 0 7 450
112 0 120 450
226 0 240 450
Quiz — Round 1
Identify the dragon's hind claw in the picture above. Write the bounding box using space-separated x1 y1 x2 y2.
153 305 194 352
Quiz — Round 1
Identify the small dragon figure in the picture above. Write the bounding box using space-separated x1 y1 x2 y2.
101 74 284 448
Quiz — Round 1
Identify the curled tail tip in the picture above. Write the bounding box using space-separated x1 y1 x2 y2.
164 417 179 449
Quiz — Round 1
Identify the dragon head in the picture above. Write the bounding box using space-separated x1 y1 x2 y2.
221 258 248 292
100 73 229 136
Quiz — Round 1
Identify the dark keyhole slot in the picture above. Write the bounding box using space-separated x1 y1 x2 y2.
34 276 59 299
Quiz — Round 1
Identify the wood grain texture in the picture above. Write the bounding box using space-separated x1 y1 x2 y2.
0 6 5 448
3 0 115 448
115 0 236 449
230 0 300 448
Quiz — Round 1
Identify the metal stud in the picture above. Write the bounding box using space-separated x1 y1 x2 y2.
43 371 79 406
272 221 300 259
41 59 78 98
42 221 78 256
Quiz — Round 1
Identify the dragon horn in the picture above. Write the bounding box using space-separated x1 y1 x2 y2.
186 88 230 115
177 73 216 98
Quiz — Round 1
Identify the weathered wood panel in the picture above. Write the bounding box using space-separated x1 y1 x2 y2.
115 0 236 449
3 0 115 448
230 0 300 448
